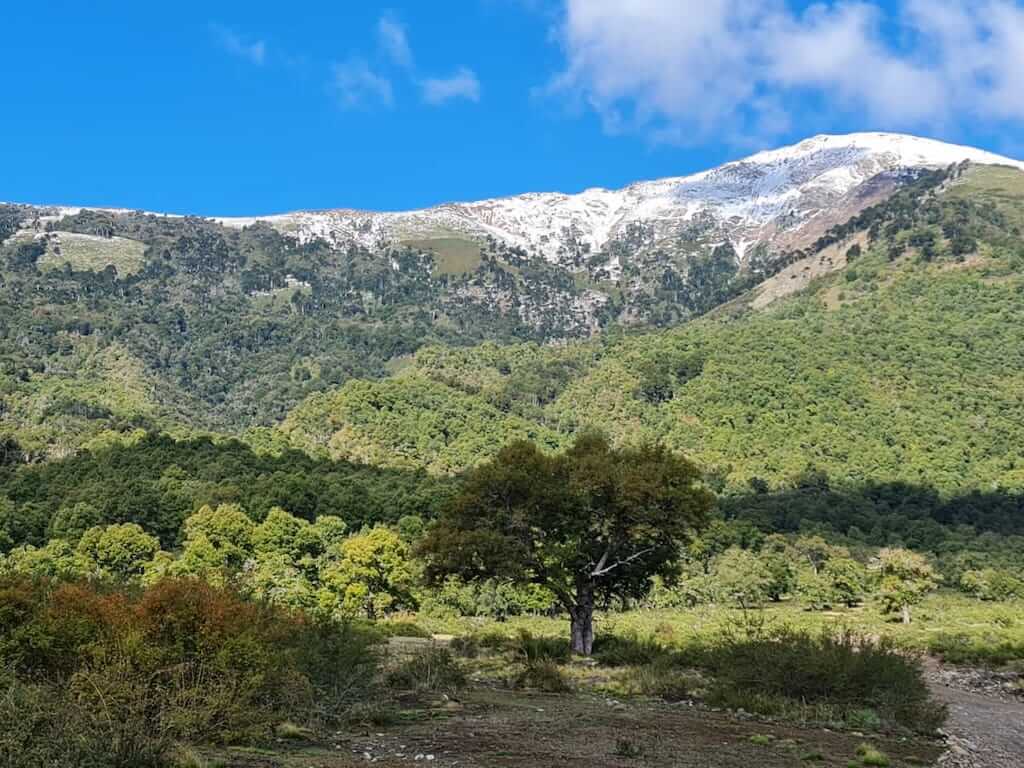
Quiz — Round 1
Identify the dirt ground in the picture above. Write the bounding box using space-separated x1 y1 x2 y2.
208 686 943 768
927 662 1024 768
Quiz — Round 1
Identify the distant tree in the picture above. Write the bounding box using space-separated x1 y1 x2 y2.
0 436 22 467
759 534 796 602
0 496 17 553
77 523 160 580
876 548 939 624
635 361 674 405
396 514 426 544
242 552 320 613
792 535 836 575
687 519 762 574
795 566 833 610
960 568 1024 601
321 526 415 619
180 504 255 570
307 515 349 551
0 497 51 553
796 555 867 610
845 243 862 261
252 507 311 559
712 547 773 609
1 540 87 580
822 556 868 608
420 435 712 655
47 502 104 544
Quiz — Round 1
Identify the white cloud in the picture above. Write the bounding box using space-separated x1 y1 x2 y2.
548 0 1024 143
331 58 394 109
421 68 482 105
378 13 414 70
329 16 481 110
212 24 266 66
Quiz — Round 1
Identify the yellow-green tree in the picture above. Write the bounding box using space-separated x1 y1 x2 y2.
76 523 160 580
321 526 415 619
876 548 939 624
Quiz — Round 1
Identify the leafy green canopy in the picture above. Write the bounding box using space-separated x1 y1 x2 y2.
0 434 453 548
422 435 713 609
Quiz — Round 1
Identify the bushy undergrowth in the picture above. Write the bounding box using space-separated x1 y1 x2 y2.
927 632 1024 666
688 628 945 733
592 632 669 667
512 630 571 664
385 647 466 695
619 657 695 701
0 577 378 767
513 660 572 692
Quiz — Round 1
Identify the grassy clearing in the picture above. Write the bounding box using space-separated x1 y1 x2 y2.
403 238 482 276
411 592 1024 667
250 284 308 311
38 231 146 275
949 165 1024 228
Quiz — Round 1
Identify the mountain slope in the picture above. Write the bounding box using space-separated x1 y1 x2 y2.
274 164 1024 494
221 133 1024 268
2 134 1022 462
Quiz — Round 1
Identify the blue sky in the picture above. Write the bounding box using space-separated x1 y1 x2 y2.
2 1 1023 215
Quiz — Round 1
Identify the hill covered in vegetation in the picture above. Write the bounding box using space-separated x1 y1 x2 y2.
3 163 1024 543
273 165 1024 497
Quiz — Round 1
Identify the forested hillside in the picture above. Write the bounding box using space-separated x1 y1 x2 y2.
0 205 777 460
275 165 1024 495
2 164 1024 531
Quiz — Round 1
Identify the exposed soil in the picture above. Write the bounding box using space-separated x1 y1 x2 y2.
928 663 1024 768
210 687 942 768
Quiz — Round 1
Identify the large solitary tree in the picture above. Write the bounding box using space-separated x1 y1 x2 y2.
420 435 713 655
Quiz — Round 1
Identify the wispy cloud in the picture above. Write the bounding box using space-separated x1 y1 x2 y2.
547 0 1024 145
211 23 266 66
331 58 394 109
421 68 481 105
328 15 481 110
378 13 414 70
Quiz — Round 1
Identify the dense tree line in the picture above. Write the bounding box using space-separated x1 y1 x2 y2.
0 434 453 547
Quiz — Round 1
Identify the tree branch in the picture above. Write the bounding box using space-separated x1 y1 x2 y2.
591 546 656 577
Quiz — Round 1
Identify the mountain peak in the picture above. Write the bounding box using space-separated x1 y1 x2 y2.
222 133 1020 268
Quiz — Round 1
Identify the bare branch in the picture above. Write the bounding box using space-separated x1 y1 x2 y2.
591 546 655 577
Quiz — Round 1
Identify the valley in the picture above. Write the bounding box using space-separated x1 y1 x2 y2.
2 133 1024 768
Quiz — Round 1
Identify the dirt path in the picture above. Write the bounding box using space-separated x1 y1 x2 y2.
928 665 1024 768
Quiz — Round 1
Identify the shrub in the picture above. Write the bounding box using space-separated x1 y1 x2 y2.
612 736 645 758
856 744 891 766
513 660 572 693
449 635 480 658
695 628 946 733
513 630 571 664
373 619 432 638
621 658 695 702
385 647 466 695
592 632 667 667
0 577 378 766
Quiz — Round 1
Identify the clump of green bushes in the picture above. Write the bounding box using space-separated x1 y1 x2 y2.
0 577 378 767
686 628 946 733
385 646 466 695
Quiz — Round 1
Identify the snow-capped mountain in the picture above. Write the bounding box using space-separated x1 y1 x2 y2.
219 132 1024 270
6 132 1023 341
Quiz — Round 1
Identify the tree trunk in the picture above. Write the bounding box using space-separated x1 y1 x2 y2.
569 584 595 656
901 604 911 625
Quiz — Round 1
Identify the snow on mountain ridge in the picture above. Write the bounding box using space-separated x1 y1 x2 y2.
214 133 1020 267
